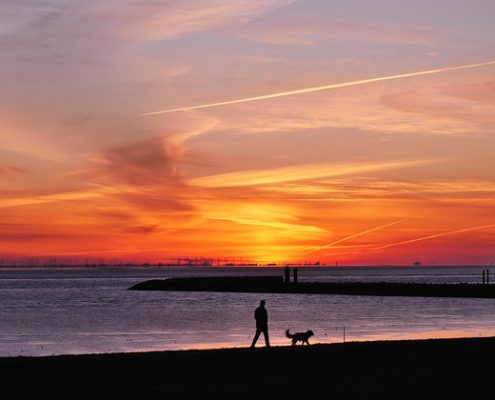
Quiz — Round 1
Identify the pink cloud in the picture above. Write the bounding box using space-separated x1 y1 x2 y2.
446 81 495 103
241 18 436 46
0 165 25 176
381 86 495 129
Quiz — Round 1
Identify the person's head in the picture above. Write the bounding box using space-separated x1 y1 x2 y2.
260 300 265 307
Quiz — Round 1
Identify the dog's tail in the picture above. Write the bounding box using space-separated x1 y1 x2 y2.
285 329 293 338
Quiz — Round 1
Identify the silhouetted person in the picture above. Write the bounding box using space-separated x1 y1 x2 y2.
250 300 270 348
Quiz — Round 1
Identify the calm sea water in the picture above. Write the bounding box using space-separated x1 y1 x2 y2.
1 266 495 357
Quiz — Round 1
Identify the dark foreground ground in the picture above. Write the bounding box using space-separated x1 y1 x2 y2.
2 337 495 400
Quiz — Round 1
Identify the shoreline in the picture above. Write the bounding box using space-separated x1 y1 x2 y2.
1 334 493 360
2 336 495 399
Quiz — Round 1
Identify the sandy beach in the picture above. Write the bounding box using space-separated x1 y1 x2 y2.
2 336 494 399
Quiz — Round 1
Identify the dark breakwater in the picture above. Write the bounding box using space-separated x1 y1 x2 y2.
129 276 495 298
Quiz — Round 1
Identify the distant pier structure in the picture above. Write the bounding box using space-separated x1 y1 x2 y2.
482 269 491 285
283 266 299 283
284 266 290 283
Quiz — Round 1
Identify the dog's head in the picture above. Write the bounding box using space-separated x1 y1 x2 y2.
307 330 314 337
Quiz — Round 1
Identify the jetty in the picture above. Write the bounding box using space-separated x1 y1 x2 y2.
129 276 495 299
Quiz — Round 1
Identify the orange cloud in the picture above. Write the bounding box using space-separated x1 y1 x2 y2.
0 189 102 209
188 159 442 188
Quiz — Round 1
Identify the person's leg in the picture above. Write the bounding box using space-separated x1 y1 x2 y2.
263 328 270 347
251 329 261 347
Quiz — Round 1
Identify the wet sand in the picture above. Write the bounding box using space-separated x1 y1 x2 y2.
1 337 494 399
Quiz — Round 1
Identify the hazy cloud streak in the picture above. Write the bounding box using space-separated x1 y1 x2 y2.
188 159 443 188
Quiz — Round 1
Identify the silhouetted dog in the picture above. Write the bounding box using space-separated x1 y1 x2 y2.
286 329 314 346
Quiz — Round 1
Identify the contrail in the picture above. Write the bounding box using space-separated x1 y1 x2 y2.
142 60 495 115
368 223 495 252
315 223 495 259
303 220 404 255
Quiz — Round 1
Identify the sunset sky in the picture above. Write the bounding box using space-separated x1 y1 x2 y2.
1 0 494 265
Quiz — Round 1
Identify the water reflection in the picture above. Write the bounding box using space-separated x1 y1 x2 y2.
1 267 495 357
